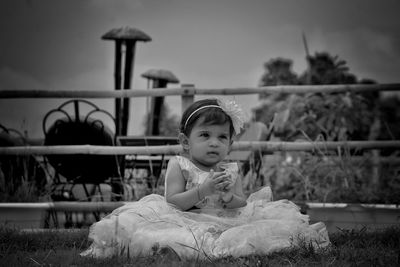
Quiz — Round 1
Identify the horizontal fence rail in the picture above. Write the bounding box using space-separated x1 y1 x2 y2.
1 84 399 159
1 141 399 155
0 202 125 212
1 83 400 98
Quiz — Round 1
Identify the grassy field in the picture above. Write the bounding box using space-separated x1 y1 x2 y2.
1 226 399 267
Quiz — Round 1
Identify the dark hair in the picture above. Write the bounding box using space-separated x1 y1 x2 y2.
180 99 234 137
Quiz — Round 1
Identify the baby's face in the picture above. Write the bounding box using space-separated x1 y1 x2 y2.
187 119 232 170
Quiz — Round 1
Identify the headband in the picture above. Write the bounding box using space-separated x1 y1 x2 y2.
183 99 245 135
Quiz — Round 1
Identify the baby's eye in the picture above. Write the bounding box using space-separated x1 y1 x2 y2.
200 132 209 137
220 135 228 139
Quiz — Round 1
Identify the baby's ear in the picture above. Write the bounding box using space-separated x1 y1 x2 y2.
178 133 190 150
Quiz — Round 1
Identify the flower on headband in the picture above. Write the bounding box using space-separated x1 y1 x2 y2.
217 99 246 135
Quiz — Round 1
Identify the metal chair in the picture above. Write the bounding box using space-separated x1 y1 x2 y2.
42 99 124 201
42 99 124 227
117 136 179 198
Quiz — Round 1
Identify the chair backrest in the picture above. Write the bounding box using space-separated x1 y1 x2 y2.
45 118 119 183
116 135 179 173
43 100 120 183
117 135 179 194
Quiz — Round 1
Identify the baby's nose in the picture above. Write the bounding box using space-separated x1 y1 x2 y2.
209 138 219 146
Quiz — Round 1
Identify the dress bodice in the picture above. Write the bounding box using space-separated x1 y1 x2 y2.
174 155 239 208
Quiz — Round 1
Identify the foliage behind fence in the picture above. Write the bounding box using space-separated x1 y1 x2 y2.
1 84 400 203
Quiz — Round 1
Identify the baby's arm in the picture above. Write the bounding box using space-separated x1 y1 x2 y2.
165 158 200 210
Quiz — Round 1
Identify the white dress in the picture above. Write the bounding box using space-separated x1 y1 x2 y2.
81 156 329 259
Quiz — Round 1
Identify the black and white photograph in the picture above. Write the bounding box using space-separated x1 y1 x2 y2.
1 0 399 266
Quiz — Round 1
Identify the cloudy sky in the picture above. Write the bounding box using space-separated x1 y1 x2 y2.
1 0 399 138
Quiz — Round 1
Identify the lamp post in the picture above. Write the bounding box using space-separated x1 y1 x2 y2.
102 27 151 136
141 69 180 135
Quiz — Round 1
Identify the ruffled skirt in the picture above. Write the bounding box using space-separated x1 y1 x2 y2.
81 187 329 259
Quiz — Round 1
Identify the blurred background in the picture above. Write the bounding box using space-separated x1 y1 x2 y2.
1 0 400 138
1 1 400 233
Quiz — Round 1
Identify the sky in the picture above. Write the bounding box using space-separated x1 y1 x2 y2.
1 0 400 139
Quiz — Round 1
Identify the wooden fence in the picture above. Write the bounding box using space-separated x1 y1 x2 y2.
1 84 400 221
1 141 400 156
1 83 400 156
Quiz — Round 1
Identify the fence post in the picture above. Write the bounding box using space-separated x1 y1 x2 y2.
181 84 195 112
101 27 152 136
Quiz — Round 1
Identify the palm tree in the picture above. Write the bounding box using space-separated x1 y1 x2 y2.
300 52 357 85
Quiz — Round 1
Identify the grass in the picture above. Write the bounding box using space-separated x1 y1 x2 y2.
0 226 399 266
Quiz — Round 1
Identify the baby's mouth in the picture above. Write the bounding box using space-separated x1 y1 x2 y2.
207 151 219 156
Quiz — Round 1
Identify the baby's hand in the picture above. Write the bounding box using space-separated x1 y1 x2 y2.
215 172 233 193
201 169 227 196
